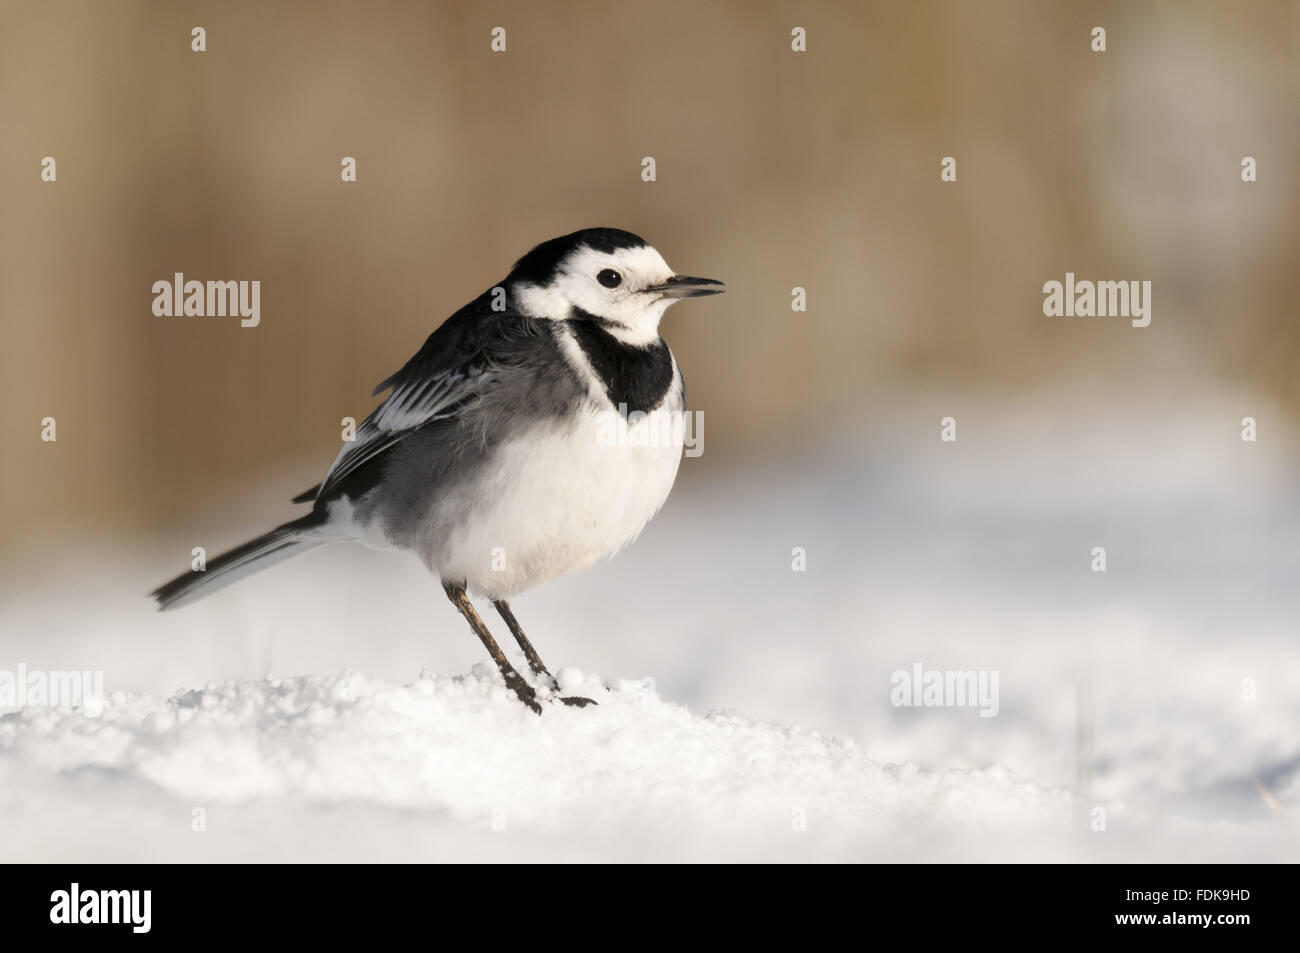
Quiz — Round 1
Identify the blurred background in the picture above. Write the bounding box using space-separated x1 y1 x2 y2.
1 1 1298 860
3 0 1298 541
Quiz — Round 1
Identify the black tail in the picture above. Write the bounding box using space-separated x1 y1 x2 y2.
151 513 327 611
290 483 320 504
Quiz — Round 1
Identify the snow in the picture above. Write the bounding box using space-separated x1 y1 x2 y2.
2 397 1299 861
0 668 1076 862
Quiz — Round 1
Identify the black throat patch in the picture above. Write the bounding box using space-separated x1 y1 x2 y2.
565 314 674 417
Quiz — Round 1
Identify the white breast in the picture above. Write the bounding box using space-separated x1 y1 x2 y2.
436 384 686 600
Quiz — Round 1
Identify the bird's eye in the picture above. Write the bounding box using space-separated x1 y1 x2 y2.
597 269 622 289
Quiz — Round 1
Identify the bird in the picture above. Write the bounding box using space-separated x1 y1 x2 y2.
152 227 724 713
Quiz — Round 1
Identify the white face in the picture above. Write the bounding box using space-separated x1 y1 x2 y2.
513 244 679 345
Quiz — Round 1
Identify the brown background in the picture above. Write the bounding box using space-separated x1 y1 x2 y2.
2 0 1297 552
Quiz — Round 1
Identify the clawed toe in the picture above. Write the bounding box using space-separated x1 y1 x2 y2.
504 676 543 715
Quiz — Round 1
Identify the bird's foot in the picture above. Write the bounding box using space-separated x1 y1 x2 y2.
502 672 594 712
533 670 597 708
503 672 543 715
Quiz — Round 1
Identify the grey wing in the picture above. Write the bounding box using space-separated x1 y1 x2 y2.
311 360 490 503
293 298 541 507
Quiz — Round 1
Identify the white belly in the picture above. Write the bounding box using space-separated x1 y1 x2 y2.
439 399 685 599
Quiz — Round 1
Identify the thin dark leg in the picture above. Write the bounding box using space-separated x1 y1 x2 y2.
493 599 549 676
443 583 541 715
492 598 597 709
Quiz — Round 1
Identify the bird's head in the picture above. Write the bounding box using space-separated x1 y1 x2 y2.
507 228 723 345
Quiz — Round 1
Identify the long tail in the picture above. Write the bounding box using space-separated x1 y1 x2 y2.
151 513 328 611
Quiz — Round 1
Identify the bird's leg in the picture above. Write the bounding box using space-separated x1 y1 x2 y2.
492 599 550 676
443 584 540 715
492 598 597 709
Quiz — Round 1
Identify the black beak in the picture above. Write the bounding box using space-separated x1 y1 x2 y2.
645 275 725 299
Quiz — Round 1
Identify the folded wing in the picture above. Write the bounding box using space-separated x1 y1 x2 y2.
303 294 535 506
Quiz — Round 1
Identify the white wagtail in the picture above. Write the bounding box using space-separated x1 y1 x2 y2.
153 228 724 713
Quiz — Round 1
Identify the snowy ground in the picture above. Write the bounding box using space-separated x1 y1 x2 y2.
2 396 1298 862
2 670 1080 862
